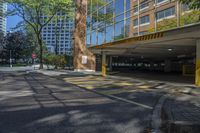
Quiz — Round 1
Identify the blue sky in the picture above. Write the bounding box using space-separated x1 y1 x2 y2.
7 15 22 31
7 4 22 31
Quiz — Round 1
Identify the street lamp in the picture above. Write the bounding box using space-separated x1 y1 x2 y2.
9 50 12 68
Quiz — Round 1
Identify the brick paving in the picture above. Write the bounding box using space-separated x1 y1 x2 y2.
163 94 200 133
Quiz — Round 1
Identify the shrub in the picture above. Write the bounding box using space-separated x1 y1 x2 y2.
55 55 67 69
44 54 67 69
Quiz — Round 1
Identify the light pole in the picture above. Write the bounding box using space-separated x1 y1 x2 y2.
9 50 12 68
70 28 74 69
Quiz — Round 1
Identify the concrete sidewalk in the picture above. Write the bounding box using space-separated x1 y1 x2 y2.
0 66 34 72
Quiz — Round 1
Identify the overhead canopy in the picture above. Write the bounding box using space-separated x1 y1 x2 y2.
89 24 200 60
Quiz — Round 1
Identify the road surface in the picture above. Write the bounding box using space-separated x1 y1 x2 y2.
0 71 153 133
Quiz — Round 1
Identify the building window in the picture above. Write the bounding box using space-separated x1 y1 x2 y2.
133 19 138 26
133 15 150 27
133 0 149 14
156 7 175 21
140 0 149 11
134 6 138 14
156 0 168 4
140 15 150 25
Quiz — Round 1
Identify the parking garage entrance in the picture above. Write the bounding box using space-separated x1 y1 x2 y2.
90 24 200 86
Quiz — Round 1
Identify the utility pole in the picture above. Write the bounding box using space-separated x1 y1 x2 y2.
9 50 12 68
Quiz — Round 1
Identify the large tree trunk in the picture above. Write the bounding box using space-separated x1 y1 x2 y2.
73 0 96 71
37 34 43 69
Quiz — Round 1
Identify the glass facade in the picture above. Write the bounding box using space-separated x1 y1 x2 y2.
42 14 74 55
87 0 200 47
87 0 131 46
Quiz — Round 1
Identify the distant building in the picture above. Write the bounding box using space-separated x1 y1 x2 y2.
41 14 74 55
0 2 7 35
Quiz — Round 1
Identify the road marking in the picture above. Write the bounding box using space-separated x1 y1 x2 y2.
101 93 153 110
66 81 153 109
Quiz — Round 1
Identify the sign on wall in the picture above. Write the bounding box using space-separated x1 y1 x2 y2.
82 56 88 64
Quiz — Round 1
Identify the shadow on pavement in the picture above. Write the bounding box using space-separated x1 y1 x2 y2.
0 72 152 133
112 71 195 84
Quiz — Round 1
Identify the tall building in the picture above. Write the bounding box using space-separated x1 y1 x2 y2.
0 2 7 34
130 0 189 36
42 14 74 55
84 0 200 86
86 0 193 46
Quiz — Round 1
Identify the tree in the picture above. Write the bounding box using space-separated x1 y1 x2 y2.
0 31 5 63
5 0 73 69
3 31 25 62
0 31 4 49
179 0 200 10
21 27 37 62
0 30 38 65
43 54 67 69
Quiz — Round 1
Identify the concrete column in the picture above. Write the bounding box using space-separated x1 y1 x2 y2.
196 40 200 86
149 62 154 71
102 52 106 77
109 56 113 71
176 0 181 27
129 0 134 37
164 60 172 73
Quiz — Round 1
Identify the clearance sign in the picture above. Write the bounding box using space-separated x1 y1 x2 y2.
93 32 164 49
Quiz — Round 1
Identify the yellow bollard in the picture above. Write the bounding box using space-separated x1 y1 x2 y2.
196 60 200 87
102 64 106 77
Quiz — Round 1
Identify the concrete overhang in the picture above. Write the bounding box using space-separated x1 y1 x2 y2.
89 23 200 60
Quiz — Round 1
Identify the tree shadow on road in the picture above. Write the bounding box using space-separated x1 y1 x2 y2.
0 73 152 133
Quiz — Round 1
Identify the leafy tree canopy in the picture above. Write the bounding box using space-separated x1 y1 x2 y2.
5 0 73 33
179 0 200 10
4 0 74 69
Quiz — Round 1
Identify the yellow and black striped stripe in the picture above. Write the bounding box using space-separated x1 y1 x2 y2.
135 32 164 41
91 32 164 49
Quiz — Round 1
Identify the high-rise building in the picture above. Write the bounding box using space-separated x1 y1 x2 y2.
42 14 74 55
86 0 193 46
84 0 200 86
0 2 7 34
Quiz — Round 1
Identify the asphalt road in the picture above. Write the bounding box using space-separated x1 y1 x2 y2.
0 71 153 133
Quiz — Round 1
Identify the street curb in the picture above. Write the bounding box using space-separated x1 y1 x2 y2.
151 94 169 133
